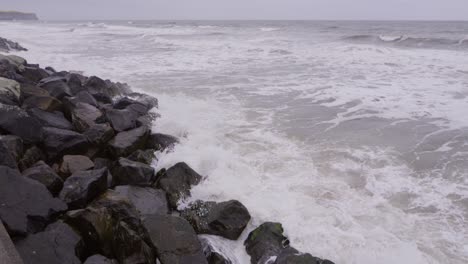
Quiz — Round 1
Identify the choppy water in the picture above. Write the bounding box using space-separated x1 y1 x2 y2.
1 20 468 264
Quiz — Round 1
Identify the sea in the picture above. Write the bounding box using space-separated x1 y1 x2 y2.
1 20 467 264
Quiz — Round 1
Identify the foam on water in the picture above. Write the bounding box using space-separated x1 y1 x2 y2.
1 20 467 264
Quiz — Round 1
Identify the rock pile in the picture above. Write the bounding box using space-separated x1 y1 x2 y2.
0 37 27 52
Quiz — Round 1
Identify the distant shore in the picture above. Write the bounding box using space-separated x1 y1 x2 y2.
0 11 38 21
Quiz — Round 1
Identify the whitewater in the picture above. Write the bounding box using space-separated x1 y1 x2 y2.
1 20 467 264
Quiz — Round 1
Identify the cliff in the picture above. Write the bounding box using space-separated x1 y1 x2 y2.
0 11 38 20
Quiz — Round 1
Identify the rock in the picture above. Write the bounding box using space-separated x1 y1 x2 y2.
67 73 84 95
105 108 139 132
84 76 108 95
84 255 117 264
84 123 115 145
0 140 18 169
22 95 63 112
127 92 158 110
45 66 56 73
28 108 73 130
21 66 49 84
0 104 43 144
42 127 89 160
275 248 335 264
59 168 109 209
0 56 23 81
18 146 45 171
0 135 23 161
182 200 251 240
92 92 113 104
113 97 141 109
200 237 232 264
143 214 208 264
147 133 179 152
114 186 169 216
0 77 21 103
0 166 66 235
15 221 83 264
0 37 27 52
72 102 104 132
39 77 72 99
127 149 156 165
74 90 99 106
20 83 50 99
157 162 203 209
22 161 63 196
65 191 156 263
112 158 155 186
108 126 150 157
59 155 94 177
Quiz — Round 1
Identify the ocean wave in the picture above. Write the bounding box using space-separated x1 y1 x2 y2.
343 34 468 49
260 27 280 32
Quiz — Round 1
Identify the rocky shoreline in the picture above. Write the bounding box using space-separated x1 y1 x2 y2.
0 51 335 264
0 11 38 21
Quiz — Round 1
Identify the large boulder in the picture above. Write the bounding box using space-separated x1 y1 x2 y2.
182 200 251 240
84 76 108 95
0 104 43 143
22 95 63 112
28 108 73 130
59 168 109 209
127 149 156 165
65 191 156 263
15 221 83 264
0 166 66 236
0 140 18 169
59 155 94 177
74 90 99 106
22 161 64 196
20 83 50 99
112 158 155 186
67 73 85 95
157 162 203 209
105 108 139 132
114 186 169 217
147 133 179 152
21 66 49 84
38 76 72 99
143 215 208 264
18 146 45 171
71 102 104 132
41 127 89 160
0 135 23 161
0 37 27 52
200 237 232 264
244 222 288 264
108 126 150 157
127 92 158 110
274 248 335 264
84 123 115 145
0 77 21 103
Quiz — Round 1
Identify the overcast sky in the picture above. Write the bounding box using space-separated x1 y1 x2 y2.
1 0 467 21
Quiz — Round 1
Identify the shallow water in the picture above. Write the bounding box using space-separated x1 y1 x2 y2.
1 20 468 264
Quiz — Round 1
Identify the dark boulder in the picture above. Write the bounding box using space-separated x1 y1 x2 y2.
127 92 158 109
0 104 43 143
0 57 23 81
114 97 141 109
20 83 50 99
71 90 99 107
127 149 156 165
0 135 23 161
72 102 104 132
0 140 18 169
59 168 109 209
244 222 288 264
92 92 113 104
0 166 66 236
42 127 89 160
108 126 150 157
147 133 179 152
22 161 64 196
275 248 335 264
157 162 203 209
105 108 139 132
15 221 83 264
182 200 251 240
38 76 72 99
65 190 156 263
18 146 45 171
93 158 113 170
22 95 63 112
200 237 232 264
59 155 94 177
84 255 117 264
84 123 115 145
84 76 108 95
112 158 155 186
114 186 169 216
21 66 49 84
28 108 73 130
0 37 27 52
143 214 207 264
0 77 21 103
67 73 84 95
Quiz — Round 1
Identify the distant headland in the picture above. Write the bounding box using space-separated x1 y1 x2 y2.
0 11 38 20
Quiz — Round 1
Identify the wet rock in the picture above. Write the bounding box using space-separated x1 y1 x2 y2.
42 127 89 160
114 186 169 216
20 83 50 99
67 73 84 95
21 66 49 84
143 214 207 264
0 140 18 169
182 200 251 240
127 92 158 110
114 97 141 109
18 146 45 171
65 190 156 263
0 135 23 161
106 108 139 132
127 149 156 165
28 108 73 129
84 255 117 264
22 95 63 112
59 155 94 177
15 221 83 264
22 161 64 196
157 162 203 209
0 37 27 52
108 126 150 157
0 105 43 143
112 158 155 186
275 248 335 264
126 103 150 116
200 237 232 264
84 123 115 145
39 77 72 99
84 76 108 95
59 168 109 209
72 102 104 132
0 57 23 81
72 90 99 107
92 92 113 104
0 77 21 103
147 133 179 152
0 166 66 235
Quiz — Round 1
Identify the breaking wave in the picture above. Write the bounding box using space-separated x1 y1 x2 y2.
344 34 468 50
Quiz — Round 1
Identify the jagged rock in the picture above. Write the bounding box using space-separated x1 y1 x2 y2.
108 126 150 157
20 83 50 99
0 135 23 161
59 155 94 177
84 123 115 145
244 222 288 264
275 248 335 264
18 146 45 171
72 102 104 132
0 140 18 169
105 108 139 132
0 37 27 52
114 97 141 109
67 73 84 95
114 186 169 216
84 255 117 264
39 77 72 99
0 105 43 143
22 161 63 196
45 66 56 73
127 92 158 109
112 158 155 186
143 214 207 264
22 95 63 111
0 56 23 81
0 166 66 235
15 221 83 264
65 190 156 263
59 168 108 209
28 108 73 130
74 90 99 106
127 149 156 165
147 133 179 152
21 66 49 84
42 127 89 160
200 237 232 264
84 76 108 95
0 77 21 103
92 92 113 104
157 162 203 209
182 200 251 240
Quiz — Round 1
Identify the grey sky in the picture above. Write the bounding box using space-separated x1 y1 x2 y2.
1 0 467 21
